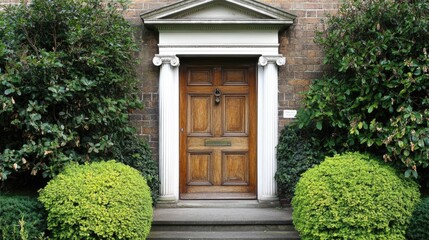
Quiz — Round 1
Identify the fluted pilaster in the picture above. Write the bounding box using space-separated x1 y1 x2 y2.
153 54 180 202
257 55 285 201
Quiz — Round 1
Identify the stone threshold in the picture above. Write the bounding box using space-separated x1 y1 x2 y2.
156 200 281 208
152 207 293 225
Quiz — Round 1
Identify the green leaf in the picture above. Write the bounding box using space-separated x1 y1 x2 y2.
316 121 323 130
414 68 421 76
404 169 412 178
48 87 57 93
403 150 410 157
418 139 425 148
4 88 14 95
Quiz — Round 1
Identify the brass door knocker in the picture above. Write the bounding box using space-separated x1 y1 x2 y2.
214 88 221 104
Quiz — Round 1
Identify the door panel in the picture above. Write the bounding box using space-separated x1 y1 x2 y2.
222 152 249 186
188 67 214 86
180 58 257 199
222 68 248 85
223 95 248 136
187 152 213 186
187 95 213 136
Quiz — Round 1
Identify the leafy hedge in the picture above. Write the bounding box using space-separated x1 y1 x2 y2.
406 197 429 240
297 0 429 175
0 0 141 180
292 152 420 240
275 125 325 202
111 136 160 203
0 195 47 240
38 161 153 240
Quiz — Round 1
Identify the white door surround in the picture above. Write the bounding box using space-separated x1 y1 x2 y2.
142 0 296 203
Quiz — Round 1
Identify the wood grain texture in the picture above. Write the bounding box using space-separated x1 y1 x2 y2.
222 152 249 186
187 95 213 136
188 68 213 86
180 58 257 199
223 96 248 136
187 152 212 186
223 68 248 85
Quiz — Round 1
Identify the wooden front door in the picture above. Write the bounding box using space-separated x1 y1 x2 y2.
179 58 257 199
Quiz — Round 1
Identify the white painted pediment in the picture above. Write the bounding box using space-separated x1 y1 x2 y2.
141 0 296 28
169 2 269 20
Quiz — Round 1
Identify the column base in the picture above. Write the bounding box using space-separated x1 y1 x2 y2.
258 197 280 208
158 195 178 203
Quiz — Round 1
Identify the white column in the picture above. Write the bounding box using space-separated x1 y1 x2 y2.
257 55 285 202
153 55 180 202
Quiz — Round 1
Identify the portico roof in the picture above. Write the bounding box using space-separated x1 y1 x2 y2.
141 0 296 30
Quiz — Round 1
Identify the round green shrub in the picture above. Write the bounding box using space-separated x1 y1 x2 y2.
111 136 160 204
292 152 420 240
406 197 429 240
38 161 153 240
0 195 47 239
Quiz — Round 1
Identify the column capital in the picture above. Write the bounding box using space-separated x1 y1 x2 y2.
258 55 286 66
153 55 180 67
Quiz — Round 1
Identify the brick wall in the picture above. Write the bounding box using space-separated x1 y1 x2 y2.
0 0 339 159
125 0 339 158
273 0 339 127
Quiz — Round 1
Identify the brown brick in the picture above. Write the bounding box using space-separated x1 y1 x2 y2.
307 50 319 58
288 79 311 86
304 3 324 9
305 10 317 18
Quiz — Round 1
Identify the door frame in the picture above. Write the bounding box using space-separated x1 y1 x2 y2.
153 54 284 203
179 58 258 199
142 0 296 204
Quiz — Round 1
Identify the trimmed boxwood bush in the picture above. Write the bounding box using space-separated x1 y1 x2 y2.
406 197 429 240
292 152 420 240
0 195 47 240
275 125 325 202
38 161 153 240
111 136 160 204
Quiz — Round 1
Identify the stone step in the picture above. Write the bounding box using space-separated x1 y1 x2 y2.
156 200 280 208
148 207 299 239
148 231 300 240
151 224 296 232
151 208 293 224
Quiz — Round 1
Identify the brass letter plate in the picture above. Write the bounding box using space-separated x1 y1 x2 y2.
204 140 231 147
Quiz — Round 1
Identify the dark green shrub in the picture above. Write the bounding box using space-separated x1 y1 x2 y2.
38 161 153 240
297 0 429 174
111 136 160 203
275 125 325 203
406 197 429 240
0 0 141 180
0 195 47 240
292 152 420 240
